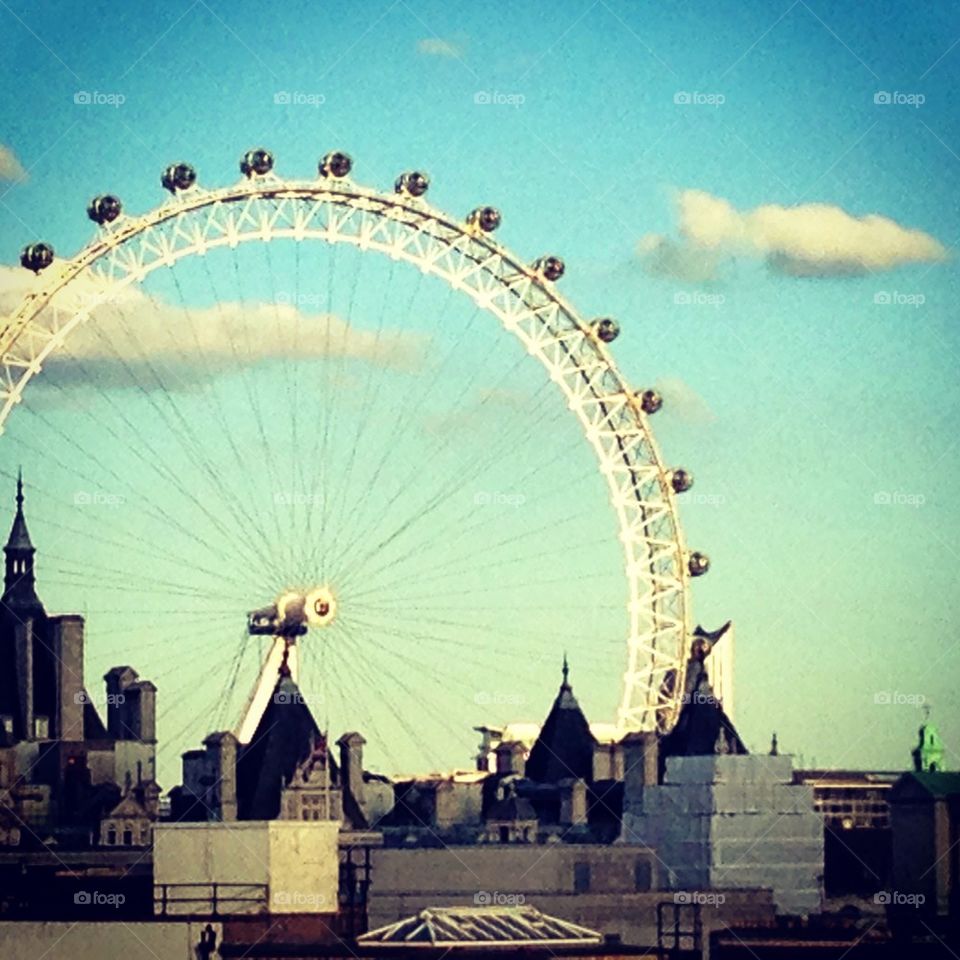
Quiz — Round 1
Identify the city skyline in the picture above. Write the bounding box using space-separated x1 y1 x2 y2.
1 0 958 779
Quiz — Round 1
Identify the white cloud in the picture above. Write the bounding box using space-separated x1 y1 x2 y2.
0 266 424 391
655 377 716 425
640 189 947 278
417 37 463 58
0 144 26 182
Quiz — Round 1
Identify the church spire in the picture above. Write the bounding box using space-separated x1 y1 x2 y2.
3 471 42 611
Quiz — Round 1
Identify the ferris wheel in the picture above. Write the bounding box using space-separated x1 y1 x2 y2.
1 149 708 775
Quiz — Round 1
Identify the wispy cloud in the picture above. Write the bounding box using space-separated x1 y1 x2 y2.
655 377 716 425
640 189 947 279
0 266 425 392
0 144 26 182
416 37 464 58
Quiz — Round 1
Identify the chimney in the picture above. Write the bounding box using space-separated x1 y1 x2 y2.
203 732 238 821
495 741 525 776
559 778 588 825
51 616 84 740
337 732 366 814
14 619 33 741
126 680 157 742
104 666 138 739
473 726 500 771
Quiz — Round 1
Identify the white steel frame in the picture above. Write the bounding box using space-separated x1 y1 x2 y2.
0 168 694 733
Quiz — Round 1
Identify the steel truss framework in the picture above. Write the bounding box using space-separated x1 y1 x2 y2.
0 170 693 733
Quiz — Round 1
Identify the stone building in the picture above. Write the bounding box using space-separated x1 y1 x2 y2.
0 475 159 848
173 653 373 834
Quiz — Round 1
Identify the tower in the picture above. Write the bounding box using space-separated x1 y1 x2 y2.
3 471 43 614
912 708 945 773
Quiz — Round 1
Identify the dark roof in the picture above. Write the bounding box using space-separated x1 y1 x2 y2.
891 771 960 801
236 671 321 820
487 794 537 822
661 660 747 760
525 663 596 784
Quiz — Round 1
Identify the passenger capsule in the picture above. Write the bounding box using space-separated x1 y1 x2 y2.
241 148 274 177
86 195 123 225
467 206 501 233
319 151 352 179
639 389 663 415
161 163 197 194
20 243 54 273
395 171 429 197
688 552 710 577
592 317 620 343
533 256 565 282
671 469 694 494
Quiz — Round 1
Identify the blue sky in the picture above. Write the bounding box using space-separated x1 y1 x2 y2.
1 0 959 779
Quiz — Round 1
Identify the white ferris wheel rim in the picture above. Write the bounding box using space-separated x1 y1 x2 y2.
0 163 694 733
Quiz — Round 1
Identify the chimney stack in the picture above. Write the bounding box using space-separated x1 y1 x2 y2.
203 732 238 821
337 732 366 815
559 778 588 825
51 616 84 741
495 741 525 777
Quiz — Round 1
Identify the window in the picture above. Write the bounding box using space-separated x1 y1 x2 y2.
634 859 652 891
34 716 49 739
123 829 133 846
574 862 591 893
0 716 12 736
107 829 117 845
499 826 510 843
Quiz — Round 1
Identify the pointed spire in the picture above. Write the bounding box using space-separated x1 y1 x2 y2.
561 653 570 689
6 469 34 552
3 470 42 611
